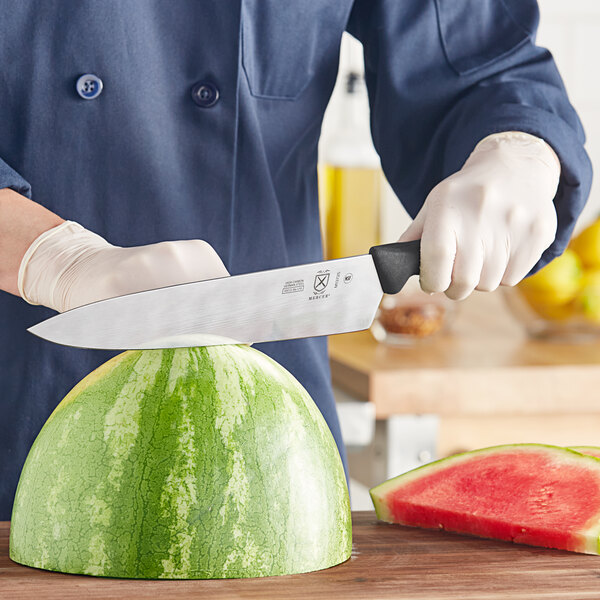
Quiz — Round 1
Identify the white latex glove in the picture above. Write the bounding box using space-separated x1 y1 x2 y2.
400 131 561 300
18 221 229 312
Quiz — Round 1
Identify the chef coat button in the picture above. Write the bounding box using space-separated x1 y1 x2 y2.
191 81 219 108
76 74 103 100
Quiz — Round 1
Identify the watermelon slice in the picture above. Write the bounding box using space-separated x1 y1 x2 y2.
569 446 600 459
370 444 600 554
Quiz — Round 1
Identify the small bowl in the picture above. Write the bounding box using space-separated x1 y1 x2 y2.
370 278 455 345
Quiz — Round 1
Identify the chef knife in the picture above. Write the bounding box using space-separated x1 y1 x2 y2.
27 241 420 350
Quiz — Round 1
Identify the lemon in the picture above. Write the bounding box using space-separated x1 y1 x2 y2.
575 270 600 323
518 249 583 308
570 219 600 269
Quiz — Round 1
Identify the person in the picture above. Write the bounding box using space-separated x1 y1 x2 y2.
0 1 592 520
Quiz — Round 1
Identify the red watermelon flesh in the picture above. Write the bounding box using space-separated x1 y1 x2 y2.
569 446 600 459
370 444 600 554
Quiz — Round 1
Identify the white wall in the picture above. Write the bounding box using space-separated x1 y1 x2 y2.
320 1 600 240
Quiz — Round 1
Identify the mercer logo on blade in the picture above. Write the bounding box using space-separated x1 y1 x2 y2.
313 270 330 294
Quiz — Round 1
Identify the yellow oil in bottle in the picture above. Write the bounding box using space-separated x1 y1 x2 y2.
319 165 381 260
318 70 382 260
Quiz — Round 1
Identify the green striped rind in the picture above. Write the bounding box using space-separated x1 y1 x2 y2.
370 443 600 554
10 346 351 578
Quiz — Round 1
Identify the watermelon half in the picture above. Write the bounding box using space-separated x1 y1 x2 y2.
370 444 600 554
10 346 351 578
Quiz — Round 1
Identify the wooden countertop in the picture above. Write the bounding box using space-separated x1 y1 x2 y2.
3 512 600 599
329 291 600 418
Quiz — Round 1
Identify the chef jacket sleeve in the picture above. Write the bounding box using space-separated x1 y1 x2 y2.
346 0 592 272
0 159 31 197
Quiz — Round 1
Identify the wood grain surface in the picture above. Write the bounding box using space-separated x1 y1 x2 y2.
3 512 600 599
329 292 600 418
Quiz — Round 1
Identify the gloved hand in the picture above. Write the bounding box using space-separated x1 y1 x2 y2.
400 131 561 300
18 221 229 312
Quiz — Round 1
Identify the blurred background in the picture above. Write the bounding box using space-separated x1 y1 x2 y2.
321 1 600 508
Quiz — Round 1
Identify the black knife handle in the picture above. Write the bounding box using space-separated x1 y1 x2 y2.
369 240 421 295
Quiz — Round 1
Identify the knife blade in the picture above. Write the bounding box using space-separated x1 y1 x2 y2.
27 241 420 350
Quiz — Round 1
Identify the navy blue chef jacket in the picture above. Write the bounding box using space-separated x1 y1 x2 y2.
0 0 592 519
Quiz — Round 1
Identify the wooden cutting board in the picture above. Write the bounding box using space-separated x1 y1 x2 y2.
2 512 600 599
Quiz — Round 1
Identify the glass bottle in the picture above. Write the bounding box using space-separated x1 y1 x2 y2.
319 72 382 260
